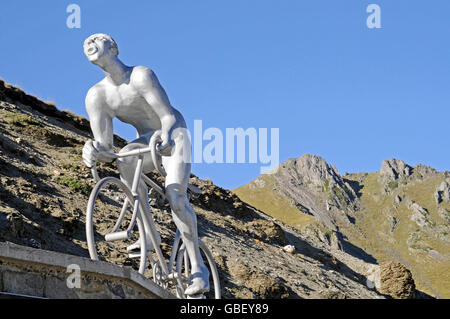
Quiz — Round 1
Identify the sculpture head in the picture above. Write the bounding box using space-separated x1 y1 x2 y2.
83 33 119 65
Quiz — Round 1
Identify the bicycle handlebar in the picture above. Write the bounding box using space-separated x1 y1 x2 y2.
90 131 167 183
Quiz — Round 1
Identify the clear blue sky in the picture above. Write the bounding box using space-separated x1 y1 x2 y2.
0 1 448 190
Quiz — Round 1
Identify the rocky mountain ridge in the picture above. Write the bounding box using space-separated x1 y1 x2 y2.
235 155 450 298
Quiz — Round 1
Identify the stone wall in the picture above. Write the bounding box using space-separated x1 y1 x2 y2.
0 242 174 299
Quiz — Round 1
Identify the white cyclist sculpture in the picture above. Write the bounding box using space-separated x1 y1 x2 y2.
81 33 209 296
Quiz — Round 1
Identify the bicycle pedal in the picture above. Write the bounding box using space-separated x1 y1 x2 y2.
105 230 130 242
128 249 155 259
128 252 141 259
126 242 140 252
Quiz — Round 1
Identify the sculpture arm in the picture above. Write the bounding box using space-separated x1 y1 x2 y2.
84 87 114 163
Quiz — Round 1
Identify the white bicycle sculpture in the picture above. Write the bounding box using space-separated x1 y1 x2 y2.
85 132 221 299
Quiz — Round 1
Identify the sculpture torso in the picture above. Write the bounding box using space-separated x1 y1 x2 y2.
92 66 185 137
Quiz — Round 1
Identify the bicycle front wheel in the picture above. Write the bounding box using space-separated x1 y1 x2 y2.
86 177 148 275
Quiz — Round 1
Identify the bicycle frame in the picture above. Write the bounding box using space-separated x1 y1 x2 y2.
90 134 187 290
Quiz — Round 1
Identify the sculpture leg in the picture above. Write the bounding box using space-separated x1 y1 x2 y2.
163 132 210 295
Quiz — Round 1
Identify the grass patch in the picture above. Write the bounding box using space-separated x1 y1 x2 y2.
324 230 335 240
3 111 40 127
23 126 79 147
57 175 92 195
388 181 398 190
61 163 81 172
324 179 330 192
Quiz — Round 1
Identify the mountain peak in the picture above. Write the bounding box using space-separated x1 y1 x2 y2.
276 154 341 189
379 158 439 183
380 159 413 181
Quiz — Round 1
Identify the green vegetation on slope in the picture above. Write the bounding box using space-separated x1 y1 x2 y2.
235 169 450 298
347 172 450 298
234 175 314 230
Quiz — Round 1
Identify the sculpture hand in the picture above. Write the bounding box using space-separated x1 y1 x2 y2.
82 140 100 168
157 130 174 157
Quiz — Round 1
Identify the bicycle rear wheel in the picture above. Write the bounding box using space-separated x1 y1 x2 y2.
175 239 221 299
86 177 148 275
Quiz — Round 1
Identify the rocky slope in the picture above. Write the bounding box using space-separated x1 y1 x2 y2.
0 79 396 299
235 154 450 298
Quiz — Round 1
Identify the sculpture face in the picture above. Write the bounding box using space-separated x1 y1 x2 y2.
83 34 118 65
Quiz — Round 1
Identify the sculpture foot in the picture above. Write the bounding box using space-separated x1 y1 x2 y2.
186 294 206 299
184 268 210 296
